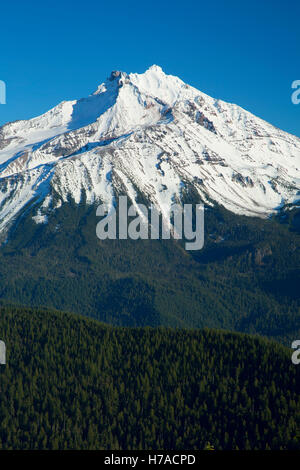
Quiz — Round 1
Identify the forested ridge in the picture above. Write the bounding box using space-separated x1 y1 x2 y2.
0 305 299 450
0 199 299 344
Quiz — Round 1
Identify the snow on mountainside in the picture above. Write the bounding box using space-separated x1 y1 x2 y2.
0 65 300 235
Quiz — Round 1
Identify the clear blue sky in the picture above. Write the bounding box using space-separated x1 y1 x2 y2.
0 0 299 136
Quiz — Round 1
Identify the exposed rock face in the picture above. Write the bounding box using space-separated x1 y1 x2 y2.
109 71 122 81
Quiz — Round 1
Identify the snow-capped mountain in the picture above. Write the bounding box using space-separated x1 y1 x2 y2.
0 65 300 235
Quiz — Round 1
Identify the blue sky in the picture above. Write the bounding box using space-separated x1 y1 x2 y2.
0 0 299 136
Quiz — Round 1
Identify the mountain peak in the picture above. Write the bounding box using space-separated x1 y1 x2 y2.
0 65 300 236
146 64 164 73
108 70 127 81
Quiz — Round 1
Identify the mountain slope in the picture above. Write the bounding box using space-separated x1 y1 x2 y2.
0 198 299 344
0 65 300 237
